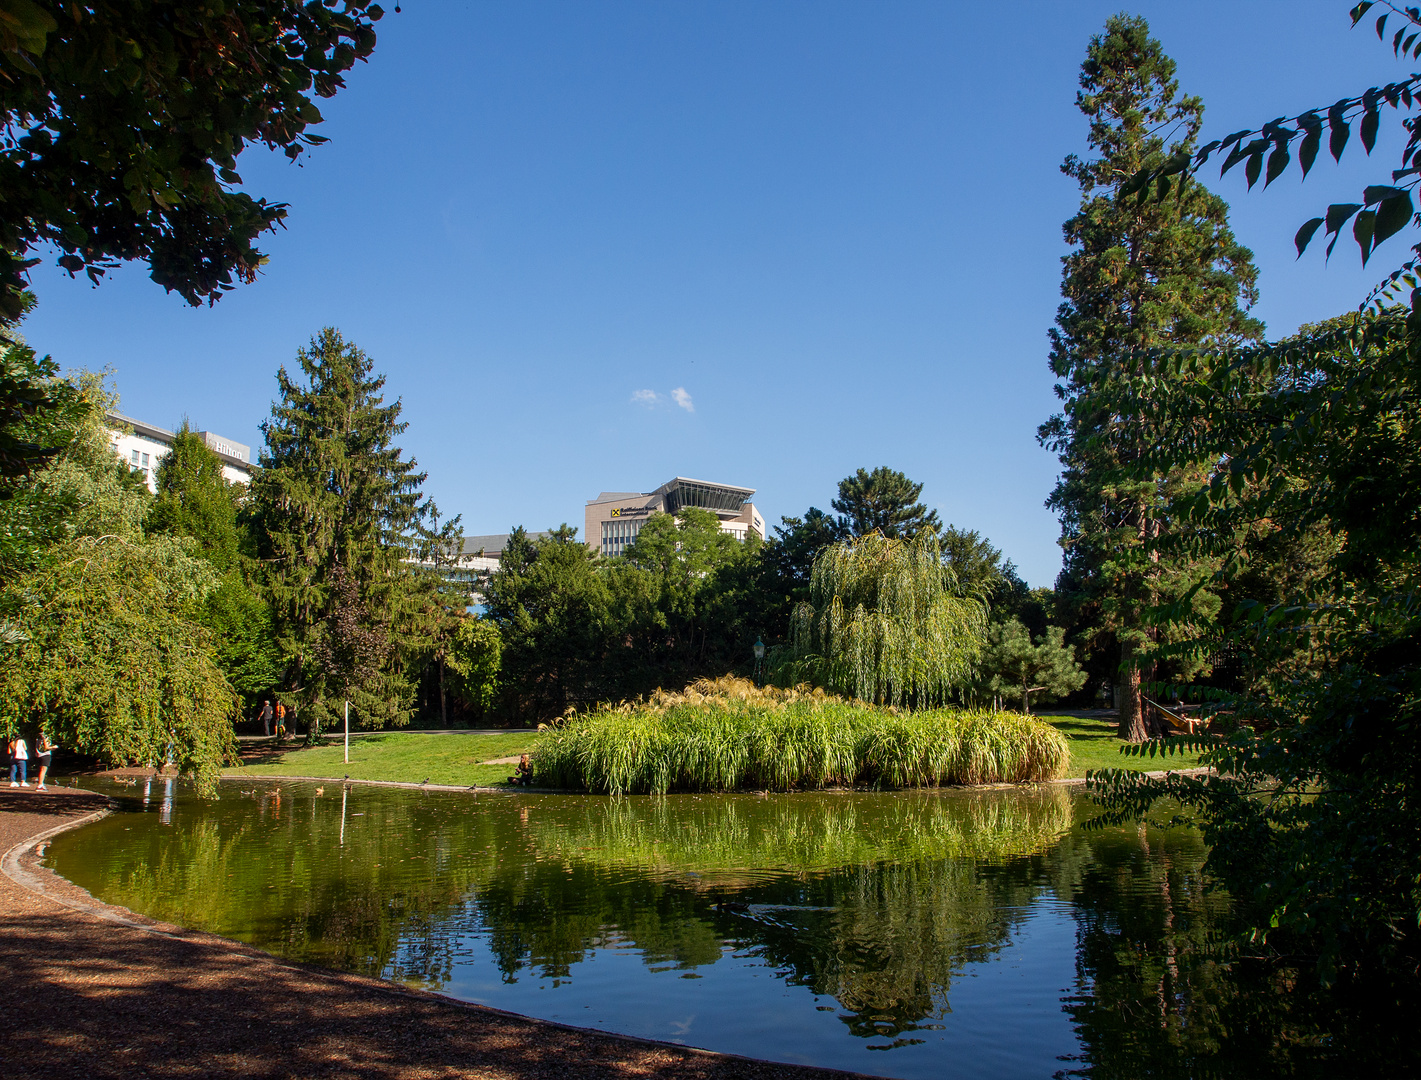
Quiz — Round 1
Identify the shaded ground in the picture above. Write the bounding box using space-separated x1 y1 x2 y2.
0 788 871 1080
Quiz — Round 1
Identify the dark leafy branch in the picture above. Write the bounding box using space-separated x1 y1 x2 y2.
1119 2 1421 294
0 2 386 321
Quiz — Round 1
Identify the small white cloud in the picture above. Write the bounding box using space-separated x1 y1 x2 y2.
671 387 694 412
631 389 660 407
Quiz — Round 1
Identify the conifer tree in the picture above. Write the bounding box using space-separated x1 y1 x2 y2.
149 426 282 701
251 328 430 734
1038 15 1262 740
831 466 941 540
150 424 241 572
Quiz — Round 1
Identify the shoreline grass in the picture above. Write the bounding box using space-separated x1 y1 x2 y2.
531 678 1071 794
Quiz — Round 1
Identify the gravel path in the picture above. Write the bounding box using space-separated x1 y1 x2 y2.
0 789 870 1080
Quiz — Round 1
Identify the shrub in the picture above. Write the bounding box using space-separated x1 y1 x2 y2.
530 677 1069 794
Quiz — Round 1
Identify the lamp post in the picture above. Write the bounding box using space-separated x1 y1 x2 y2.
753 637 765 686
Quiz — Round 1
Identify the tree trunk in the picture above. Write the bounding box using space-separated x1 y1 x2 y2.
439 656 447 727
1117 637 1148 742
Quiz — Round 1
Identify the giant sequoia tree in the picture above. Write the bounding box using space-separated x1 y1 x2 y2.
1039 15 1262 741
251 328 430 732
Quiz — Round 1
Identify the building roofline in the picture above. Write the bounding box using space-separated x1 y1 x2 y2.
654 476 757 498
106 410 256 474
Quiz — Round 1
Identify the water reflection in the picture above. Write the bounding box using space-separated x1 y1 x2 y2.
47 781 1409 1078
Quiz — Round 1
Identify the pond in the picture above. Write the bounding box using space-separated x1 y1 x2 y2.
45 778 1398 1079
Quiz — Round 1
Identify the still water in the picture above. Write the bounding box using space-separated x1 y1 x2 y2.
46 778 1395 1078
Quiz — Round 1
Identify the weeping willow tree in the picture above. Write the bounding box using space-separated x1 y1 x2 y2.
768 533 986 708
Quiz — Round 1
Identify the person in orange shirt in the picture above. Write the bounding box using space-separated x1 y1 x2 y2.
274 701 287 741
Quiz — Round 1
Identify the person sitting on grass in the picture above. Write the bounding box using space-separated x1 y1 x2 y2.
509 754 533 787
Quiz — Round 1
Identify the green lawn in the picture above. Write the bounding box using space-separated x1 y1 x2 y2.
1043 712 1207 777
224 714 1205 788
225 730 540 788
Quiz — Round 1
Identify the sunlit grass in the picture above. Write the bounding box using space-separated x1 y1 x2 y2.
224 730 538 788
1039 712 1207 776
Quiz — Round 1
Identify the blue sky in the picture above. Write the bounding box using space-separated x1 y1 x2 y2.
21 1 1406 586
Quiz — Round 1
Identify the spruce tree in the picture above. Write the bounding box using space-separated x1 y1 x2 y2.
1038 15 1262 741
251 328 430 733
831 466 941 540
150 425 282 699
149 424 240 572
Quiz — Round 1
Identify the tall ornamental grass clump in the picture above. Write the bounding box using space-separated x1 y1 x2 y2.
530 678 1069 794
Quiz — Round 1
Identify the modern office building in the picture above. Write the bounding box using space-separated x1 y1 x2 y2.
407 532 551 610
107 411 256 493
585 477 765 559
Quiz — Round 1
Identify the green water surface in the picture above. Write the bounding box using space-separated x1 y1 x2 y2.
46 777 1409 1079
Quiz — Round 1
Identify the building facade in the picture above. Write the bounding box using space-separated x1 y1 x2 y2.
107 412 256 493
406 532 551 611
585 477 766 559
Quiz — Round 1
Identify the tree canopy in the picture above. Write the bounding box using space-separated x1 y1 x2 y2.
0 379 236 789
250 327 430 733
0 1 384 320
831 466 941 540
770 533 986 708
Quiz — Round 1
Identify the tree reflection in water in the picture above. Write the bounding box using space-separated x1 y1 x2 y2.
49 781 1412 1076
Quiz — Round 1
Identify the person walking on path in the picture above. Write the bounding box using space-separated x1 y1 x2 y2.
274 702 286 742
258 700 273 737
34 731 56 791
8 735 29 787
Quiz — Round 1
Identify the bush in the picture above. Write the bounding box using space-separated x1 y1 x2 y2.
531 677 1069 794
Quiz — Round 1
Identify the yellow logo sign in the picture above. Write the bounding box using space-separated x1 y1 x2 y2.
610 508 621 517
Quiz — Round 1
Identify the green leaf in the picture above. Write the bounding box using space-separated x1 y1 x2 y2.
1354 208 1377 263
1326 202 1363 234
1264 143 1290 187
1245 150 1264 189
1376 12 1389 39
1364 184 1406 204
1361 106 1380 153
1295 217 1325 256
1329 101 1351 161
1373 191 1414 246
1298 113 1322 177
1350 1 1375 25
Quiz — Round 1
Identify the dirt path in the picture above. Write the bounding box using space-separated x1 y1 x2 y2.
0 789 868 1080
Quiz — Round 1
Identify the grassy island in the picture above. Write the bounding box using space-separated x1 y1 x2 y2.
530 678 1071 794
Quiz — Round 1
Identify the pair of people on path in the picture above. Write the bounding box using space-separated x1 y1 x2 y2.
257 700 288 740
8 732 56 790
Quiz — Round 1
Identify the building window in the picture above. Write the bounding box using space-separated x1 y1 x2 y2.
131 449 140 466
141 452 150 468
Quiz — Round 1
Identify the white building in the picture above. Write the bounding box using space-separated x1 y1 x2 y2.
585 477 766 559
107 412 256 493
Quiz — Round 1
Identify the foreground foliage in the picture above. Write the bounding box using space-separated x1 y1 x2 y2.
1087 308 1421 978
1077 5 1421 977
530 677 1068 794
0 382 237 789
0 1 385 319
